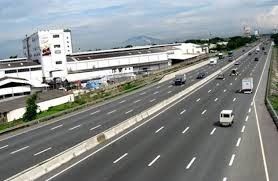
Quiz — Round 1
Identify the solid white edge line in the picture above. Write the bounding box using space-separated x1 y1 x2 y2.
210 128 216 135
252 46 271 181
90 125 101 131
50 124 63 130
182 127 190 134
10 146 29 155
113 153 128 164
236 137 241 147
155 126 164 133
186 157 196 169
148 155 160 167
34 147 52 156
229 154 236 166
0 145 8 150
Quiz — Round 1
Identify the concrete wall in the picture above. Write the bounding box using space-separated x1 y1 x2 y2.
6 94 74 122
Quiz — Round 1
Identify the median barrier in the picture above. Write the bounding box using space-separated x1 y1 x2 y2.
6 46 257 181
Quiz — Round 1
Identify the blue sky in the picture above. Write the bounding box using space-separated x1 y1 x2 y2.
0 0 277 59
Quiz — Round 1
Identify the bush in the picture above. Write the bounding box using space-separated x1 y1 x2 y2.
271 33 278 45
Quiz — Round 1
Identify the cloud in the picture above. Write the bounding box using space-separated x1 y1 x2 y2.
256 5 278 29
0 0 276 58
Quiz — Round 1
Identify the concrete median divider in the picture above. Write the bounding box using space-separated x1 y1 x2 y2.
6 46 258 181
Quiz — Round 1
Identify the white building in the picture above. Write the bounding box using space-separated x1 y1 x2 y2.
23 29 72 81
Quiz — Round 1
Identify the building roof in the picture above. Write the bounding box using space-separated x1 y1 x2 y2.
67 45 177 62
0 61 41 69
0 90 69 113
0 77 30 87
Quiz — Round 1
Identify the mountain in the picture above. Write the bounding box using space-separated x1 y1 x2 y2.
122 35 164 46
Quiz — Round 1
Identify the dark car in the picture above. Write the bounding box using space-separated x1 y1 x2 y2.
242 49 245 52
234 61 240 65
254 57 259 61
197 72 206 79
216 73 224 79
248 52 252 56
264 51 267 55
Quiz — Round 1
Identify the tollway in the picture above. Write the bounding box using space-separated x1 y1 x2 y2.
0 42 259 180
43 42 272 181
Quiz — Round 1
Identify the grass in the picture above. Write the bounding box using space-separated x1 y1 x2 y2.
0 119 25 132
270 95 278 111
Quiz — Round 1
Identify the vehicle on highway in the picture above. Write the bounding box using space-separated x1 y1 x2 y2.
228 57 234 62
234 61 240 65
264 51 267 55
230 69 238 76
216 73 224 79
218 53 224 59
248 52 252 56
242 49 245 52
256 47 260 53
241 77 253 94
228 51 233 57
220 110 234 126
174 73 186 85
209 58 218 65
197 72 206 79
254 57 259 61
262 47 265 51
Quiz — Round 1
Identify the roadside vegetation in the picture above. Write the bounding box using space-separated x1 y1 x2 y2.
269 45 278 113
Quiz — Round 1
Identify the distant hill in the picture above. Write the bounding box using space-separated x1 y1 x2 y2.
122 35 164 46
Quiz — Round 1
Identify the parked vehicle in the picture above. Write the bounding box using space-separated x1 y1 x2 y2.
197 72 206 79
230 69 238 76
242 77 253 93
219 110 234 126
228 51 233 57
174 74 186 85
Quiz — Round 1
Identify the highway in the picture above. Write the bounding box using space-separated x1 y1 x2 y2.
43 41 272 181
0 42 260 180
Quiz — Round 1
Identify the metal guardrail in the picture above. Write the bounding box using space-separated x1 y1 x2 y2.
265 46 278 130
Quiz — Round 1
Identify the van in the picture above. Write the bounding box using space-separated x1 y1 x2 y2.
220 110 234 126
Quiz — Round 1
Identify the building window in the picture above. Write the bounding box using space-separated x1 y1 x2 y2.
55 50 61 54
56 61 62 65
54 45 61 48
5 70 17 74
18 68 29 72
31 67 42 71
53 34 60 38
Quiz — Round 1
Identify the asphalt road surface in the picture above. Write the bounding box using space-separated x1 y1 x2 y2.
43 42 272 181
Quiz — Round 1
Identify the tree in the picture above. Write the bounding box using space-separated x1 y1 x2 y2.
125 45 133 48
271 33 278 45
9 55 18 59
23 93 38 122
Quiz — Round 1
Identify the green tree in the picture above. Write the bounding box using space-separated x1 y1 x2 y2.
23 94 38 122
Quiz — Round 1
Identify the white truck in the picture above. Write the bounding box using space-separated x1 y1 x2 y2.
209 57 218 65
242 77 253 93
220 110 234 126
256 47 260 53
174 73 186 85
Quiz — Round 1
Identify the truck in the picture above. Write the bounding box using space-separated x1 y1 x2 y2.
209 57 218 65
174 73 186 85
220 110 234 126
242 77 253 93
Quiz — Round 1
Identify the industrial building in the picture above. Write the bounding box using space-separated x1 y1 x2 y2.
0 29 208 98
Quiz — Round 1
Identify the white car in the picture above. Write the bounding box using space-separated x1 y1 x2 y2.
219 110 234 126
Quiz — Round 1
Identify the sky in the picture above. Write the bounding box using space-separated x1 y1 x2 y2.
0 0 277 59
